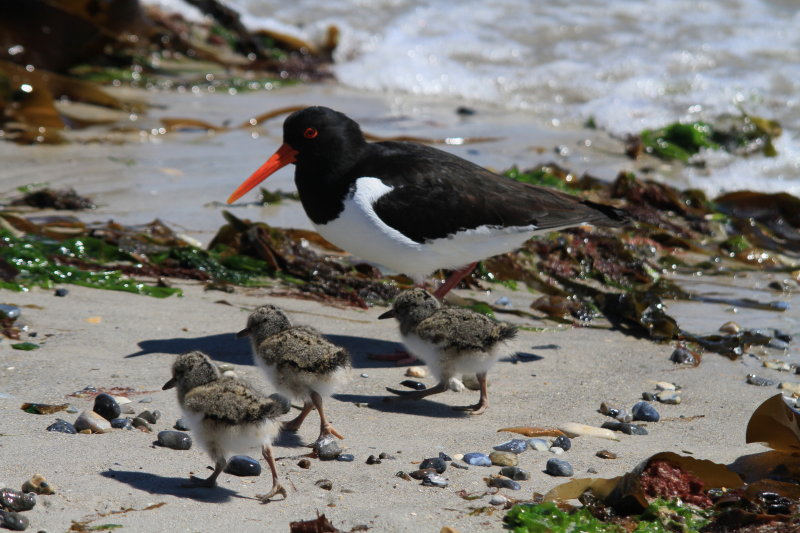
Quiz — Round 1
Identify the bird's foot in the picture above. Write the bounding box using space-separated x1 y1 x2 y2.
257 484 287 502
368 350 419 366
281 420 303 432
182 475 216 488
452 402 488 415
319 424 344 441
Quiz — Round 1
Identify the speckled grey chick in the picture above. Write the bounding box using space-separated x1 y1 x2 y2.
238 304 351 444
379 288 517 415
162 350 291 501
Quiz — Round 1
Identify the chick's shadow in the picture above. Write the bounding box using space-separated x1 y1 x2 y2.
100 470 241 503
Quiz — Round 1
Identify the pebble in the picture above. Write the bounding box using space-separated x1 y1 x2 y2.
93 393 121 421
0 510 29 531
499 466 530 481
314 436 341 461
315 479 333 491
641 392 657 401
74 410 111 433
420 457 447 473
775 329 792 343
137 410 160 424
225 455 261 476
120 403 136 415
601 421 649 435
747 374 777 387
409 468 437 480
450 462 469 470
46 418 77 434
489 494 508 506
632 402 660 422
174 418 190 431
131 417 152 432
66 405 79 414
360 373 369 378
487 476 521 490
138 396 153 404
0 304 20 320
421 473 448 488
21 474 54 495
452 453 464 461
493 439 528 454
596 450 617 459
336 454 355 462
54 288 69 297
157 430 192 450
110 418 133 430
558 423 620 441
405 366 427 378
298 459 311 469
768 338 790 351
439 452 452 461
400 380 426 391
670 345 697 365
719 321 741 334
549 446 564 455
379 452 394 460
545 458 574 477
489 451 518 467
494 297 511 306
527 438 550 452
366 455 381 465
395 471 412 481
764 360 792 372
552 435 571 451
654 381 676 391
0 488 36 512
779 382 800 396
656 390 681 404
463 453 491 466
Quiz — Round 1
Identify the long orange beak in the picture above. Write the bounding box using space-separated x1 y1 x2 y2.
226 143 299 204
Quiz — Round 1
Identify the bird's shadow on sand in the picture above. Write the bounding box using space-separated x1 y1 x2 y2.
332 393 472 419
100 470 249 503
125 332 405 370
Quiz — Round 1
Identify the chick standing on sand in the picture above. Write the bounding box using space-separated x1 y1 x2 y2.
238 304 351 444
379 288 517 415
162 350 290 501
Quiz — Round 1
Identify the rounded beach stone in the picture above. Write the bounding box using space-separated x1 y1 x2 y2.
462 452 491 466
493 439 528 454
225 455 261 476
314 437 341 461
632 401 660 422
527 438 550 451
157 430 192 450
93 393 121 421
489 451 518 467
46 418 77 434
499 466 530 481
420 457 447 474
74 410 111 433
545 458 573 477
552 435 571 451
110 418 133 430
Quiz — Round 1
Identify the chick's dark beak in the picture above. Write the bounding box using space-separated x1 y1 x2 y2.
162 377 177 390
378 309 396 320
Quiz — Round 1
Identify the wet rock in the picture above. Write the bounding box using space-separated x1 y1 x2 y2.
137 410 160 424
779 382 800 396
527 438 550 452
641 392 657 401
409 468 437 480
46 418 77 434
747 374 776 387
499 466 530 481
315 479 333 490
719 321 741 334
378 452 395 460
601 421 648 435
225 455 261 476
336 454 355 462
314 437 341 461
131 417 152 432
298 459 311 469
74 410 111 433
439 452 452 461
395 471 412 481
400 380 426 391
420 457 447 473
366 455 381 465
0 304 20 320
54 288 69 297
493 439 528 454
405 366 427 378
174 418 190 431
487 476 521 490
0 510 28 531
21 474 53 495
490 494 508 505
110 418 133 430
596 450 617 459
552 435 571 451
421 473 448 487
93 393 120 421
0 489 35 512
632 402 660 422
489 451 518 467
463 453 491 466
656 390 681 404
545 458 573 477
670 345 697 365
157 430 192 450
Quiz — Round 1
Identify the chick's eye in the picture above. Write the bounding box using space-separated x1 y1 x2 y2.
304 127 318 139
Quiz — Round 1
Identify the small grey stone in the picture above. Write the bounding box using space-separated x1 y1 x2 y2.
601 421 648 435
138 396 153 404
641 392 657 401
225 455 261 476
335 454 355 462
93 393 121 421
74 410 111 433
314 437 341 461
549 446 564 455
0 509 29 531
527 438 550 452
632 401 660 422
110 418 133 430
54 288 69 297
545 458 573 477
499 466 530 481
487 477 521 490
137 410 159 424
421 473 448 487
489 494 508 505
46 418 77 434
489 451 518 467
656 390 681 404
670 346 697 365
66 405 79 414
552 435 571 451
157 430 192 450
366 454 381 465
463 452 491 466
0 304 20 320
120 403 135 415
420 457 447 473
747 374 776 387
174 418 190 431
131 417 151 431
493 439 528 454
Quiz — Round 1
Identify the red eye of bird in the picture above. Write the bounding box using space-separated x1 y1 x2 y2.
304 127 318 139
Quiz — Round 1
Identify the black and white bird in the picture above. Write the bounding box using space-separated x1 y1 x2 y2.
227 106 626 299
379 288 517 415
162 350 290 501
237 304 350 444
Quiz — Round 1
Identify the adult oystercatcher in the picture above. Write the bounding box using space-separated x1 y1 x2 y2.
227 106 626 297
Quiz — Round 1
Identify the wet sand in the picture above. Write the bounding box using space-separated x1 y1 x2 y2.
0 83 797 532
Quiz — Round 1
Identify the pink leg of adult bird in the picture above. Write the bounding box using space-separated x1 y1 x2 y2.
311 390 343 442
281 401 314 432
257 445 287 502
452 371 489 415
